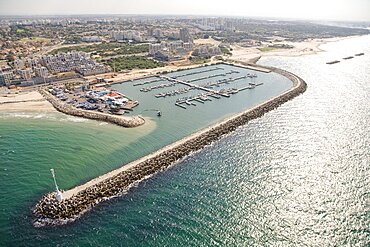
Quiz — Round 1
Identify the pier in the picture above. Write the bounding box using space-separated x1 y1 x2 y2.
174 67 224 78
39 89 145 128
159 75 230 98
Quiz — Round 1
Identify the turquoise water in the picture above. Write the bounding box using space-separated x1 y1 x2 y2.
1 36 369 246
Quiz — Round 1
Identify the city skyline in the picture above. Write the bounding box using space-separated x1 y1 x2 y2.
0 0 369 22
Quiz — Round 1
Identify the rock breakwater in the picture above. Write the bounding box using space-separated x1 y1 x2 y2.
39 89 145 128
33 64 307 227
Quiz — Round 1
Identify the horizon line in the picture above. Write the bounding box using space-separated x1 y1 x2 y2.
0 13 369 23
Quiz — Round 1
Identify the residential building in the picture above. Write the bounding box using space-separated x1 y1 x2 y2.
35 66 48 78
82 36 102 42
179 28 192 43
19 68 33 80
14 59 25 70
0 71 14 86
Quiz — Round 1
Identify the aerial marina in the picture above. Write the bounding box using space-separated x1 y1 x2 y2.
32 61 307 227
120 63 269 110
36 62 283 128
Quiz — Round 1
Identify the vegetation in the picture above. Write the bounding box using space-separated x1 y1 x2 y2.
19 37 51 43
10 25 33 38
220 47 232 55
103 56 165 71
50 43 149 57
214 56 225 61
257 46 280 52
64 36 82 44
189 56 210 64
257 44 293 52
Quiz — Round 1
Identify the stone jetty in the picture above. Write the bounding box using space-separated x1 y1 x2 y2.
39 89 145 128
32 63 307 227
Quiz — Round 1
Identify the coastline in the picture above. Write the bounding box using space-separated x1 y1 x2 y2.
229 35 360 63
32 62 307 227
0 35 360 114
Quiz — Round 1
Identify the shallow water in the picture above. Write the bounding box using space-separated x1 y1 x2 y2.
0 35 369 246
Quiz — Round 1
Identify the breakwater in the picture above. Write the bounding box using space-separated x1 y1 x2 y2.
32 63 307 227
39 89 145 128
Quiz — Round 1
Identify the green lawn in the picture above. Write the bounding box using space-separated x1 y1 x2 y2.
190 57 210 64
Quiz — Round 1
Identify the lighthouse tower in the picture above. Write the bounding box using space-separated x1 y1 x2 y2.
50 168 63 202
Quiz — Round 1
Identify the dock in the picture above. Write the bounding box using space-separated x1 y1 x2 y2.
159 75 230 98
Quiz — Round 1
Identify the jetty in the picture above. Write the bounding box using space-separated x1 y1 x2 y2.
326 60 340 65
355 53 364 56
39 89 145 128
32 62 307 227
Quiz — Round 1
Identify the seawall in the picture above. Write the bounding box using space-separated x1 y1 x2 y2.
32 63 307 227
39 89 145 128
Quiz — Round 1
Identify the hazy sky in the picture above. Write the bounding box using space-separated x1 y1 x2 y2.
0 0 369 21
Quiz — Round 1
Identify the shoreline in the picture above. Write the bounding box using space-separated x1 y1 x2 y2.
0 35 361 114
229 35 361 63
32 62 307 227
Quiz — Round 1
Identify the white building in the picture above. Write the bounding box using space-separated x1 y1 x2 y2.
27 58 40 69
35 66 48 78
153 29 162 38
19 68 33 80
0 71 14 86
14 59 25 70
110 31 124 41
149 43 163 55
82 36 102 42
110 31 143 42
179 28 192 43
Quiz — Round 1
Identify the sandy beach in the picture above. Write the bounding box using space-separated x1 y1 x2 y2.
0 91 56 112
230 36 358 63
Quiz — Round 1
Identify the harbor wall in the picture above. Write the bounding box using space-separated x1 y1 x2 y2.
39 89 145 128
33 63 307 227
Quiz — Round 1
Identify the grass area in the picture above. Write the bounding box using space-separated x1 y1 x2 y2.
50 43 149 57
103 56 165 71
19 37 51 43
257 46 281 52
189 57 210 64
214 56 225 61
11 26 33 38
221 47 232 55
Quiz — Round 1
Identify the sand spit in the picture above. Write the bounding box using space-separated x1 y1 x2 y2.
32 63 307 227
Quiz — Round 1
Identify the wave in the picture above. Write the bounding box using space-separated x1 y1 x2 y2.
0 112 91 124
60 116 89 123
